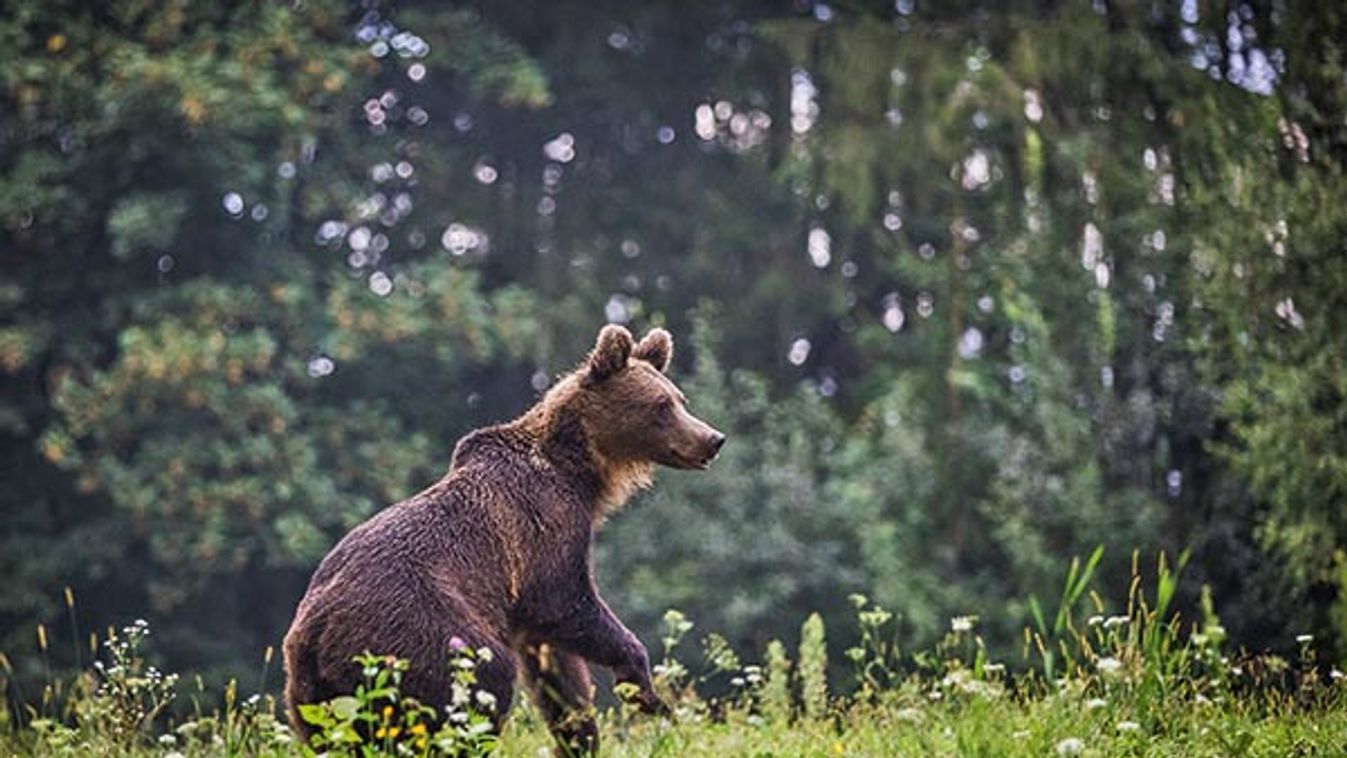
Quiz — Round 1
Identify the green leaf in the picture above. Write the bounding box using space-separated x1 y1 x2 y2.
328 695 361 722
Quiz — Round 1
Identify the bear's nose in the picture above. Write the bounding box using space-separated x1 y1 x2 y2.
709 432 727 453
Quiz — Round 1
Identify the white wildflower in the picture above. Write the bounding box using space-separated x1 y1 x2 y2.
895 707 923 723
1295 634 1313 644
1096 656 1123 675
951 615 977 633
1117 720 1141 733
1085 697 1107 710
450 682 471 706
474 690 498 711
1055 737 1085 756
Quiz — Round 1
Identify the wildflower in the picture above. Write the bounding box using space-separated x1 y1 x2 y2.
451 683 471 706
1096 656 1122 675
1329 668 1343 681
895 707 923 723
1103 615 1129 629
477 646 494 662
1085 697 1107 710
1055 737 1085 756
1011 730 1030 740
731 676 746 687
1117 720 1141 733
982 662 1006 675
158 734 177 746
951 615 977 633
382 705 395 720
1295 634 1313 644
474 690 498 711
449 636 467 651
410 723 428 736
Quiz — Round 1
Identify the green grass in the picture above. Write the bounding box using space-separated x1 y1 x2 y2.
496 691 1347 758
4 553 1346 756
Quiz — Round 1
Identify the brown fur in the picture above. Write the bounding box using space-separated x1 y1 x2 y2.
283 325 724 756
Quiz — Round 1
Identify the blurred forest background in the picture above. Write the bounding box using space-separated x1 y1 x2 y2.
2 0 1345 690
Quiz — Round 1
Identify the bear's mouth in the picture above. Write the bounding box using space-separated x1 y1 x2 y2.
669 448 717 470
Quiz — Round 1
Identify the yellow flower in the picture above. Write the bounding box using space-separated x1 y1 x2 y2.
410 723 428 736
47 34 67 53
382 705 394 720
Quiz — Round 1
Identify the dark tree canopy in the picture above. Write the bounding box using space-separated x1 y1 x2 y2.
2 0 1345 684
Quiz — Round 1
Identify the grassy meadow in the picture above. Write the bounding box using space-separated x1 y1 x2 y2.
3 554 1344 757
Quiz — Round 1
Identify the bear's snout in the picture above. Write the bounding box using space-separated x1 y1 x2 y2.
699 430 726 467
709 431 726 455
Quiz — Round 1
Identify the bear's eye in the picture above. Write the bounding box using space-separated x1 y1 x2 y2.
656 397 675 418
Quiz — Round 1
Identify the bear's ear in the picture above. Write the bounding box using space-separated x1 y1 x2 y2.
587 324 634 383
632 328 673 373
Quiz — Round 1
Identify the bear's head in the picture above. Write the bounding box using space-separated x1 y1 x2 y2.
576 324 726 472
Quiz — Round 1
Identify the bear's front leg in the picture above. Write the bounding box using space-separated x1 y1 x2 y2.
530 589 668 715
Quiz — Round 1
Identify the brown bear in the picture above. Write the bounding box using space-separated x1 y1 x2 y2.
283 325 724 755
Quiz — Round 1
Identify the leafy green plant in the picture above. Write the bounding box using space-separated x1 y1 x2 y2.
298 646 498 757
844 593 902 701
651 609 696 707
761 639 792 725
798 613 828 720
1027 546 1105 681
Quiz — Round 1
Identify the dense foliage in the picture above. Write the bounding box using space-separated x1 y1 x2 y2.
2 0 1346 695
